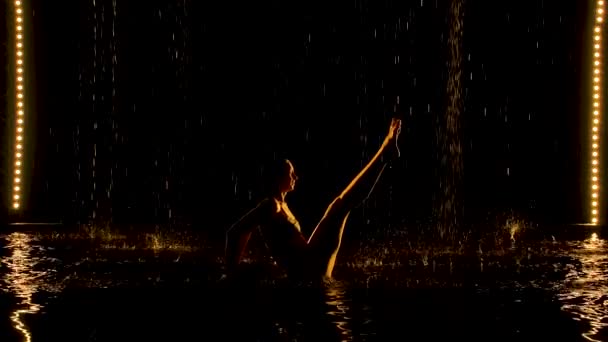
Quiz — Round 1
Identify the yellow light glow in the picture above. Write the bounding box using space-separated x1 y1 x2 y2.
590 0 604 224
13 2 26 212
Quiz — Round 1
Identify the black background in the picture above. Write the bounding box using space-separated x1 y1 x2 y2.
0 0 599 235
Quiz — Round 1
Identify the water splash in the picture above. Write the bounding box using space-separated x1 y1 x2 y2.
435 0 465 241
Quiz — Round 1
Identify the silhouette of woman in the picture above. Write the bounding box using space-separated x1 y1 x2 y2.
225 118 402 281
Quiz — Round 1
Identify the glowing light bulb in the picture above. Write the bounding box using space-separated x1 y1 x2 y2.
593 176 599 181
594 69 600 74
593 193 599 198
16 9 22 14
593 135 599 140
17 127 23 132
13 203 19 209
596 44 601 49
16 1 21 6
593 160 598 165
594 102 599 107
593 152 599 157
17 77 22 82
593 201 598 206
15 178 20 183
16 153 21 158
595 77 600 82
17 26 22 31
594 119 600 124
18 119 23 124
16 161 21 166
592 218 598 223
17 102 23 107
14 186 20 191
16 144 22 150
593 127 599 132
15 169 21 175
596 35 601 40
17 43 22 48
595 85 601 90
595 94 600 99
593 168 599 173
17 34 22 40
14 195 19 200
593 185 599 190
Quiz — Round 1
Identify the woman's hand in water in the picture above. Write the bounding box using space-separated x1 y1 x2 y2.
386 118 402 141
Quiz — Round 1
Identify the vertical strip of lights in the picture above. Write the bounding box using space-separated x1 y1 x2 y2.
591 0 605 224
12 0 25 210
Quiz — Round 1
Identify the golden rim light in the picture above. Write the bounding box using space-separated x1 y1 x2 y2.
590 0 605 224
12 0 24 210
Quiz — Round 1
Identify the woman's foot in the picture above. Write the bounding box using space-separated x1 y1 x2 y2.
387 118 402 159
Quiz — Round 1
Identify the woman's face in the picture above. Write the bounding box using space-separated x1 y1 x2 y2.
280 160 298 193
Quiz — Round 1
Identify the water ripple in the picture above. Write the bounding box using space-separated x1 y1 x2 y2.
557 233 608 342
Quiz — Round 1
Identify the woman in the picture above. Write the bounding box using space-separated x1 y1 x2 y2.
225 118 402 281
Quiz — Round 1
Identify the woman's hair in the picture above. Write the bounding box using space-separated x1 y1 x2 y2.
264 158 291 194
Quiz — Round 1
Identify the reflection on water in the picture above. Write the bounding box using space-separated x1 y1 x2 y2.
324 281 354 341
2 233 46 342
558 233 608 342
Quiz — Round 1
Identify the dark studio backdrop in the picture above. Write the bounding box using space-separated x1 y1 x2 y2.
0 0 599 236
